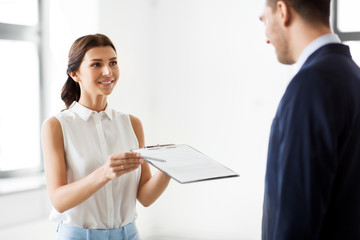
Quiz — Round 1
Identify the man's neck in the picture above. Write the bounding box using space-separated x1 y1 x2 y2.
290 21 332 62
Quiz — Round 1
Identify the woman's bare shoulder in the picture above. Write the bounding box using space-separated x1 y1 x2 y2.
41 116 62 136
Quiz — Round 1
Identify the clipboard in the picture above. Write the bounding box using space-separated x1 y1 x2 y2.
131 144 239 184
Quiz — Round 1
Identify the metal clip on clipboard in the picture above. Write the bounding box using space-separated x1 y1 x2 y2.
139 144 177 162
145 144 176 150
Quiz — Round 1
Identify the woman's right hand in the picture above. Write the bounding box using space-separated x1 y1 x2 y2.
103 152 144 181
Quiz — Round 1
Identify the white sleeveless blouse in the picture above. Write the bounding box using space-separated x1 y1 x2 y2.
49 102 141 229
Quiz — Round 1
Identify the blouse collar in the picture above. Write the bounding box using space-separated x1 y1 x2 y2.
69 101 113 121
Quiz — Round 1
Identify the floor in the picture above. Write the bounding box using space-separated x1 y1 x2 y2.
0 218 57 240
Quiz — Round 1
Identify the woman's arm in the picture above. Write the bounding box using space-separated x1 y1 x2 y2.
41 117 142 213
130 115 171 207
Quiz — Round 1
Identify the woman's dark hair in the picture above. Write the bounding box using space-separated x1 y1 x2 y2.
61 33 117 109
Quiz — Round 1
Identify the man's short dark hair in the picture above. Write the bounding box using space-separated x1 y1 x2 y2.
267 0 331 26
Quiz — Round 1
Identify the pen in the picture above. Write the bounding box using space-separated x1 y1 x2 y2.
140 155 167 162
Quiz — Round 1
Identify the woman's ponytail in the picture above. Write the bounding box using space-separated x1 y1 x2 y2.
61 75 81 109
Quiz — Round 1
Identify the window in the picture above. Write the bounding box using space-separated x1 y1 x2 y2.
332 0 360 66
0 0 43 177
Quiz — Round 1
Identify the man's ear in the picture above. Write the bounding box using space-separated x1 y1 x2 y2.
69 72 79 82
277 1 291 27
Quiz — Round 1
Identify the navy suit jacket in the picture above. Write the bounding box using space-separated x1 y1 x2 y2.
262 44 360 240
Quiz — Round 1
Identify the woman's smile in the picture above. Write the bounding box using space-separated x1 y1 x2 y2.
98 79 115 86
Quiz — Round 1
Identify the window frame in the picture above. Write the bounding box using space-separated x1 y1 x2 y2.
0 0 44 178
332 0 360 41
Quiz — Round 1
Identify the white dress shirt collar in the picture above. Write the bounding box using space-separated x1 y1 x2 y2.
295 33 341 71
69 101 113 121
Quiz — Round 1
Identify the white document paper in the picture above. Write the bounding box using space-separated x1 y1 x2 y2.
131 144 239 184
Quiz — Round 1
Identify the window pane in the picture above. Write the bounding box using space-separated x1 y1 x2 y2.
346 41 360 67
0 0 38 26
0 40 40 171
337 0 360 32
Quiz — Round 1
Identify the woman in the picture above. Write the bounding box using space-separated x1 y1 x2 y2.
41 34 171 240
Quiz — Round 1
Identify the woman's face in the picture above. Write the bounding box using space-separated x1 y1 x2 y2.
72 46 119 98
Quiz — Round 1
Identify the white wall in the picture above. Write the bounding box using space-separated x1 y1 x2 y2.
99 0 293 239
0 0 294 239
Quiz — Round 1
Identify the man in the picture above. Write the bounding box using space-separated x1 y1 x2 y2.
260 0 360 239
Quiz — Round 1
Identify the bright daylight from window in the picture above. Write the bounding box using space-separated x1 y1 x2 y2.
0 0 38 26
337 0 360 66
337 0 360 32
0 0 41 173
0 40 40 171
